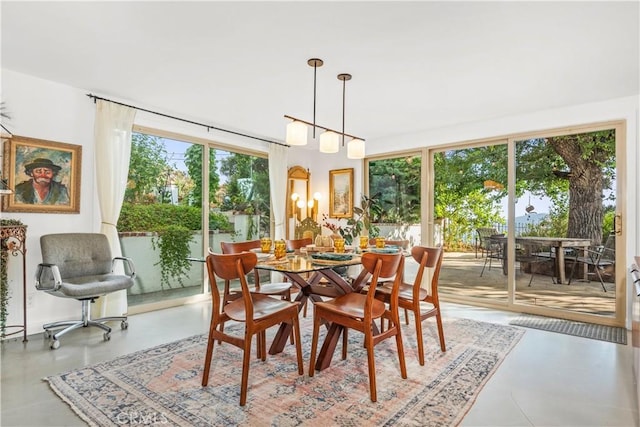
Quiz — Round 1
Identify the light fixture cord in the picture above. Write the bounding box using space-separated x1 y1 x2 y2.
341 77 346 146
313 63 318 138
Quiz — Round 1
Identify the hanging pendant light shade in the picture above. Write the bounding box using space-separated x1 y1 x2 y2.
286 120 308 146
347 138 365 159
319 131 340 153
284 58 365 156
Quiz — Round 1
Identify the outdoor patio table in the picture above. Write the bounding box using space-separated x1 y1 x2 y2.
491 236 592 284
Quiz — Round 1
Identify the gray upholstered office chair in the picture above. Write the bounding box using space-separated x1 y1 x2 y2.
35 233 136 349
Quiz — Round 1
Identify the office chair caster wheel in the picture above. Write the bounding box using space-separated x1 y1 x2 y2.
50 339 60 350
121 320 128 330
103 332 111 341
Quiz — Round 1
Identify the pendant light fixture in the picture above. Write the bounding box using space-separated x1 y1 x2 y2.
284 58 365 158
285 58 323 146
319 130 340 153
337 73 366 160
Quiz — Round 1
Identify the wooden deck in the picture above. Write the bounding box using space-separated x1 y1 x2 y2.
406 251 616 317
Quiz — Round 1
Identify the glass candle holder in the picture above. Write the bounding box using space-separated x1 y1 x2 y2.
375 237 386 248
333 238 345 253
260 237 272 253
274 240 286 259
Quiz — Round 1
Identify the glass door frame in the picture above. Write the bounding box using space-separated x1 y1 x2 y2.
426 120 626 327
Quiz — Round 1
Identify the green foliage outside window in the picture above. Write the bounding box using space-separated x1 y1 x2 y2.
369 156 421 224
118 203 232 289
151 225 194 289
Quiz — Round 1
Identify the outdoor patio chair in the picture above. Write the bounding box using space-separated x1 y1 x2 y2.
516 241 556 286
480 234 505 276
476 227 499 258
568 234 615 292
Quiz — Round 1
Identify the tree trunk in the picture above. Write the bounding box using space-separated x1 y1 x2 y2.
548 136 604 245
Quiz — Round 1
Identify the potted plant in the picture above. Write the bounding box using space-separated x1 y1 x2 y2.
322 194 382 245
151 225 195 289
1 218 23 338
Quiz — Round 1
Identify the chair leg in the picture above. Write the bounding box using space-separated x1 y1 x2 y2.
342 328 348 360
394 320 407 380
528 272 535 287
240 335 253 406
308 311 321 377
595 268 608 292
202 322 217 386
404 308 409 325
291 316 304 375
414 312 425 366
364 330 377 402
480 255 490 277
435 311 446 352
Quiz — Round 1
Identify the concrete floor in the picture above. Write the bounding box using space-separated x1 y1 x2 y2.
1 301 637 426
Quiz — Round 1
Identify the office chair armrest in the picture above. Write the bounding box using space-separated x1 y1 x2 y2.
35 263 63 291
113 256 137 279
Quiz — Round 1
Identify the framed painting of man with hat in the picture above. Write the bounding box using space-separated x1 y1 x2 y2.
2 136 81 213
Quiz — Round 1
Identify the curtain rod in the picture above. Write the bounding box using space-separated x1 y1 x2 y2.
0 123 12 137
86 94 289 148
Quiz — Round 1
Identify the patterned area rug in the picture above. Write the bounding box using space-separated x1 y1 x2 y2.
510 314 627 345
45 316 524 426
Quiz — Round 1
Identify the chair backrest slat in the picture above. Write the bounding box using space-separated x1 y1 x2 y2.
286 238 312 251
206 252 258 320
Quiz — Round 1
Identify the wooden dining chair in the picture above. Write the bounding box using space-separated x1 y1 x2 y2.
285 237 312 252
374 246 446 366
201 251 304 406
220 240 292 304
308 252 407 402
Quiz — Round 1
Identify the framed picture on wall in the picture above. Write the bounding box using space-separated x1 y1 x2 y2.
329 168 353 218
2 135 81 213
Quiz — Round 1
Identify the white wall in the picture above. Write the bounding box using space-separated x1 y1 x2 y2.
287 147 365 233
2 67 638 334
2 70 99 333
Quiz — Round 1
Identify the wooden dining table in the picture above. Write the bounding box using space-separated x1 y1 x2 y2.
255 252 368 370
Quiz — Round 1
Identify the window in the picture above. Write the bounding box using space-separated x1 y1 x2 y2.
118 128 270 307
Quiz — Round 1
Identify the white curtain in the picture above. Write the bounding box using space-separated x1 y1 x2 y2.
93 100 136 317
269 144 288 240
268 144 288 282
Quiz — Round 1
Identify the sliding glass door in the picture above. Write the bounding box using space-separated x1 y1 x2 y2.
429 121 625 326
120 127 271 308
432 143 509 305
512 127 621 321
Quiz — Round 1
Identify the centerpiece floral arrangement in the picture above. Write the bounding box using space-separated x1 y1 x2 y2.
321 213 343 235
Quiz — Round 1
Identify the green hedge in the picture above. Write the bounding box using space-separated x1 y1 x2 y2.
118 203 232 232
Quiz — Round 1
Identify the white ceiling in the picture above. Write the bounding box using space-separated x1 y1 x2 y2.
2 1 638 150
